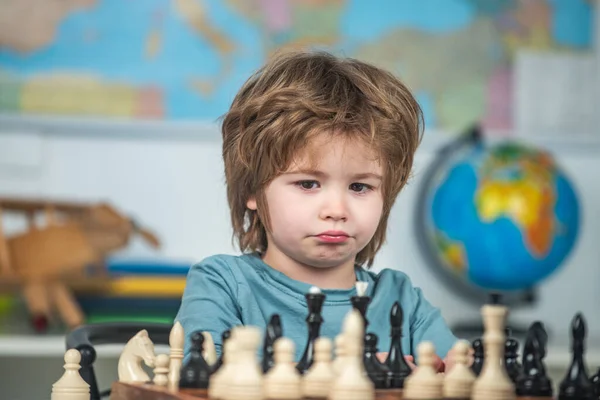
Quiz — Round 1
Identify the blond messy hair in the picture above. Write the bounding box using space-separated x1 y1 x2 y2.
221 50 423 267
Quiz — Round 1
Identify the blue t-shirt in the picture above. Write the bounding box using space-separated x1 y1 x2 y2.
175 253 457 361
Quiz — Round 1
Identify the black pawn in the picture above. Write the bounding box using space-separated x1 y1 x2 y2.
516 325 553 396
179 331 211 389
262 314 283 373
351 292 371 328
558 313 595 400
471 338 484 376
505 335 522 383
364 333 389 389
296 289 326 374
384 301 411 389
211 329 231 374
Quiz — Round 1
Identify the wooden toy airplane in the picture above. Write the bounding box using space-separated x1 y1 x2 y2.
0 197 160 333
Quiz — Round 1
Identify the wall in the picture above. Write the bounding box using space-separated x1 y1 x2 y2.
1 6 599 395
1 123 599 343
0 120 599 400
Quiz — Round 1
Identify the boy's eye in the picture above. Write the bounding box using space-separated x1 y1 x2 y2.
296 180 319 190
350 183 373 193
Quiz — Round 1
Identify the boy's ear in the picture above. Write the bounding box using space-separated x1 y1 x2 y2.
246 196 257 210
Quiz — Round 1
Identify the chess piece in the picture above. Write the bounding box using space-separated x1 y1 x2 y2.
385 301 412 388
209 335 238 400
590 367 600 397
332 334 347 376
515 327 553 397
329 309 375 400
363 333 389 389
262 314 283 373
264 337 302 399
529 321 548 359
168 321 185 392
471 303 516 400
296 286 326 374
179 331 212 388
471 338 484 376
443 340 476 400
302 337 335 399
505 335 522 383
211 329 231 374
350 281 370 328
117 329 156 383
227 326 264 400
403 341 443 400
202 331 217 366
51 349 90 400
558 313 595 400
153 354 170 387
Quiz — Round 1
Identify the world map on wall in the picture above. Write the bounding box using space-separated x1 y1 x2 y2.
0 0 595 132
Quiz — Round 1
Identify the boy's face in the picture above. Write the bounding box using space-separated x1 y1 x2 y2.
248 133 384 271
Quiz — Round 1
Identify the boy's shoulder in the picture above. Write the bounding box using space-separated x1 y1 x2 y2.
360 267 428 307
360 266 416 289
189 252 264 279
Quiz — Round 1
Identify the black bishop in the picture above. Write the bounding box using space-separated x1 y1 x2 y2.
558 313 595 400
515 323 553 397
262 314 283 373
384 301 412 389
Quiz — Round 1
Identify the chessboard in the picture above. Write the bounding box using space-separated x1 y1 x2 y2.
49 283 600 400
110 382 406 400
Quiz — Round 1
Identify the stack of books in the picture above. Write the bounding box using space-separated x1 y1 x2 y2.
75 257 192 325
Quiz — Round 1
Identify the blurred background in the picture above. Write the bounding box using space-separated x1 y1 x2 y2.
0 0 598 398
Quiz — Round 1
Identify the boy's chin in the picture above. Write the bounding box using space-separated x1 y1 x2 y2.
300 253 356 270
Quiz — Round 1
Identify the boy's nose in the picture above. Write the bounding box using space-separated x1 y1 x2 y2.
319 195 348 221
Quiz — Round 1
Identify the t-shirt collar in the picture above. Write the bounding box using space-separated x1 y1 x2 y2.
244 252 374 303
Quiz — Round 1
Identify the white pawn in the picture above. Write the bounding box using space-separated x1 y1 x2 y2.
302 337 335 398
332 334 347 376
153 354 170 387
329 309 374 400
51 349 90 400
209 337 237 400
264 337 302 399
403 341 443 399
443 340 476 399
225 326 263 400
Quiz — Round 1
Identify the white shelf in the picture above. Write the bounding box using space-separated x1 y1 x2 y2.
0 335 171 357
0 335 116 357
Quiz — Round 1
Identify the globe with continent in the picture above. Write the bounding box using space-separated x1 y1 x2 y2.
418 132 580 296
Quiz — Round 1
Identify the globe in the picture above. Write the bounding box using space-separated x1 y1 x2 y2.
415 129 581 304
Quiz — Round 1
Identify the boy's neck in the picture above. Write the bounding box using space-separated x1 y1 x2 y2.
261 249 357 290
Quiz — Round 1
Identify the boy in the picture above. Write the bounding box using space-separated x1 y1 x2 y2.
176 50 458 369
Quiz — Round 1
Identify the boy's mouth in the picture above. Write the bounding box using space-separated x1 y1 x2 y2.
314 231 350 244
